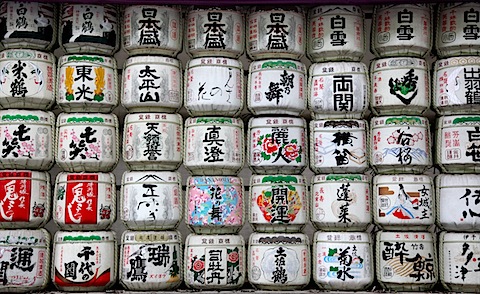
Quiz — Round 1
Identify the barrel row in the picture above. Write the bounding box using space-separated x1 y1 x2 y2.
1 3 479 60
1 229 478 292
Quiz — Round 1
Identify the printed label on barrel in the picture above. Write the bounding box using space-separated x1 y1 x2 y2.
0 112 53 169
371 117 430 169
58 56 116 108
373 5 431 56
439 116 480 165
187 9 243 57
314 234 371 287
249 234 309 287
61 4 118 52
123 114 182 164
378 232 436 285
250 118 306 170
0 2 55 49
122 172 181 229
122 58 181 111
435 57 480 109
122 241 181 286
54 235 115 289
375 176 433 226
311 120 367 172
248 60 305 115
441 233 480 287
309 63 367 117
250 175 307 227
123 6 180 55
372 58 429 110
0 230 49 289
437 3 480 56
186 235 244 288
312 175 370 229
187 177 243 229
185 119 243 170
0 50 54 104
247 10 305 59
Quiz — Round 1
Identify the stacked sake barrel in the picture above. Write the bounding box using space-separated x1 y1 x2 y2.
119 5 184 291
182 7 246 290
370 4 438 291
245 7 311 290
51 3 120 292
433 2 480 292
0 2 57 292
306 5 373 291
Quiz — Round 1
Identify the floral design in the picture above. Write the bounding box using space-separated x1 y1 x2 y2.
188 178 242 226
256 185 302 223
227 247 242 285
189 255 205 283
257 134 302 163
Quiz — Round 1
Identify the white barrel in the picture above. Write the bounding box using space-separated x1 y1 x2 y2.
370 116 431 174
439 232 480 292
371 57 430 115
373 174 434 230
248 116 307 174
121 171 182 230
123 113 183 171
123 5 182 57
249 175 307 232
248 232 310 290
307 6 365 62
311 174 371 231
436 115 480 173
184 117 244 175
308 61 368 119
0 229 50 292
0 170 50 229
54 172 116 230
436 174 480 231
52 230 117 291
433 56 480 115
184 234 245 290
59 4 119 55
436 2 480 58
122 55 182 113
376 231 437 291
310 119 368 173
55 113 119 172
247 59 306 116
0 1 56 51
120 230 183 291
185 57 243 117
313 231 373 290
186 8 244 58
186 176 244 234
0 49 55 110
0 109 54 171
57 54 118 113
247 7 305 60
371 4 433 57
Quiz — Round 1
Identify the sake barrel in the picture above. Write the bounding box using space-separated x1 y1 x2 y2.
122 5 182 57
121 171 182 230
59 4 119 55
0 49 55 110
307 5 365 62
0 170 50 229
0 109 54 171
186 7 244 58
184 233 245 290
